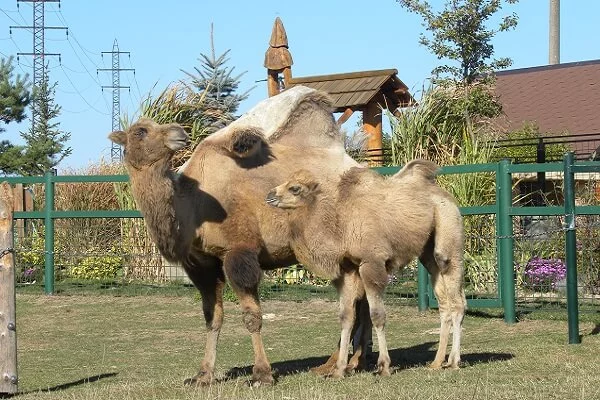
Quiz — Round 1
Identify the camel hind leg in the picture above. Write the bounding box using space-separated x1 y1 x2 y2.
420 227 466 370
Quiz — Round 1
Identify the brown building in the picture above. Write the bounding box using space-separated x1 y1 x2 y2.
494 60 600 161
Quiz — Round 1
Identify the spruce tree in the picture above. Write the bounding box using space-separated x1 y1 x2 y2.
18 66 72 175
0 56 31 175
0 56 30 129
183 25 251 134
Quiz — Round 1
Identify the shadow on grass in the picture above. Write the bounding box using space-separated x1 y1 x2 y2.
222 341 514 382
0 373 118 398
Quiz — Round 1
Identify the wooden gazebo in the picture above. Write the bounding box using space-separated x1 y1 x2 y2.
264 17 414 164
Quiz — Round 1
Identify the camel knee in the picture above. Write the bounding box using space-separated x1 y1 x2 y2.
369 307 386 328
242 310 262 333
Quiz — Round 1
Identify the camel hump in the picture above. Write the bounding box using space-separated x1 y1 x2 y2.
393 159 439 182
338 167 379 196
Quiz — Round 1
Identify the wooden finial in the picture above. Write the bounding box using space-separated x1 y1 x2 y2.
264 17 293 71
269 17 288 48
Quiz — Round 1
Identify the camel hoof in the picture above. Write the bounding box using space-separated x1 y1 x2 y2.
345 362 358 374
428 362 443 370
376 366 391 377
310 364 336 377
443 362 460 370
184 371 214 386
324 368 346 380
250 370 274 387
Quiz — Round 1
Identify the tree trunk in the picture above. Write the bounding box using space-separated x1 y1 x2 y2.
0 182 17 394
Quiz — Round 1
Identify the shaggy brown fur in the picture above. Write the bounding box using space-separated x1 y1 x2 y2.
108 87 365 386
266 160 467 377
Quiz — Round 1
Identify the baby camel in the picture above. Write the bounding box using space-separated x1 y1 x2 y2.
266 160 466 377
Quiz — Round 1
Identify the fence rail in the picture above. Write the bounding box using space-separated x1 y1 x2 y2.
2 154 600 339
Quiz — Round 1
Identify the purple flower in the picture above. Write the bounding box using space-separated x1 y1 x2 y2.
23 268 36 277
522 257 566 291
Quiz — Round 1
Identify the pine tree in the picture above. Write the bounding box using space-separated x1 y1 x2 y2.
0 56 31 175
0 56 30 129
183 24 251 134
18 67 72 175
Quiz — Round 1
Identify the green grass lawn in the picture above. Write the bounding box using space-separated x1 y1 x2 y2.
8 294 600 400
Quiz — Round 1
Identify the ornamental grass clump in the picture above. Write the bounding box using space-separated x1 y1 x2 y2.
522 257 567 292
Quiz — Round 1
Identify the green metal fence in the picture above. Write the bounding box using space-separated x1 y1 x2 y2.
3 154 600 334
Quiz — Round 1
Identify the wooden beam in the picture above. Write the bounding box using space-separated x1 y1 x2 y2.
282 67 293 89
0 181 17 395
336 108 354 126
363 101 383 166
267 70 280 97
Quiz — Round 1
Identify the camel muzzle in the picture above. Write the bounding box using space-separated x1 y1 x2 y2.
265 190 280 207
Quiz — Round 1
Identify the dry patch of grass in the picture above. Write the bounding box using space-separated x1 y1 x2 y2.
9 294 600 399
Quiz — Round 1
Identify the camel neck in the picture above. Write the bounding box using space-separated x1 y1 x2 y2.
128 161 184 261
288 195 342 279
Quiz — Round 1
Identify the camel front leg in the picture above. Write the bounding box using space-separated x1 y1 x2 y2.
359 260 391 376
182 258 226 386
327 271 362 379
223 247 274 386
311 290 370 376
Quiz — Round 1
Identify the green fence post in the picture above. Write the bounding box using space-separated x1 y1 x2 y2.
417 261 429 312
497 159 516 323
44 170 55 295
563 152 580 344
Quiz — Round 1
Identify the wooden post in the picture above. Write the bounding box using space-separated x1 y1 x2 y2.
363 100 383 166
0 182 18 394
264 17 293 97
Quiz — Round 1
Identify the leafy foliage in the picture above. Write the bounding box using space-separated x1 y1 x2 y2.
495 121 572 163
70 248 123 280
397 0 519 84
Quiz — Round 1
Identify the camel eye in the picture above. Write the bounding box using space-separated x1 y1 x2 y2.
135 127 147 138
288 185 302 195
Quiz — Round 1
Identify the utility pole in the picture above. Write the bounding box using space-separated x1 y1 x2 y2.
549 0 560 65
97 39 135 162
10 0 67 130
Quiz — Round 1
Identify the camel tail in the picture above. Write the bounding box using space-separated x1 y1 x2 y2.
393 159 439 182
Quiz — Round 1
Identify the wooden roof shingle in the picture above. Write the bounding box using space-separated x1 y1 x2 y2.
286 69 414 112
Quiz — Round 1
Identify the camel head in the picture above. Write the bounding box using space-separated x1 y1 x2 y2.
265 169 321 209
108 118 188 169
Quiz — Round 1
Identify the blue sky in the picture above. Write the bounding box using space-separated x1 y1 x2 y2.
1 0 598 171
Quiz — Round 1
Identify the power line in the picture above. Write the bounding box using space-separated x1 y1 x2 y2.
59 64 109 116
0 7 24 26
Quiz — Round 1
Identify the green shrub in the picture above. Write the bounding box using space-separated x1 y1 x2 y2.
70 248 123 280
495 122 571 163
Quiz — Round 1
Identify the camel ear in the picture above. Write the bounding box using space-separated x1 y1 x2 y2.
109 131 126 146
165 124 189 151
228 127 266 158
308 181 320 194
